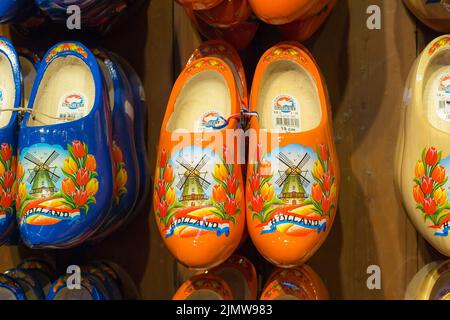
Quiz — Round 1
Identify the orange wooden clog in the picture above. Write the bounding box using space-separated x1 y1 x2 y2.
173 273 233 300
176 0 225 11
246 42 340 267
404 0 450 33
278 0 336 42
248 0 322 25
153 57 245 270
260 265 328 300
209 255 258 300
194 0 252 28
187 40 248 107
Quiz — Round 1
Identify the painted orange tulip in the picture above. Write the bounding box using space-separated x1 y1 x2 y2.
249 173 260 192
318 144 329 162
225 197 238 215
259 160 272 178
0 192 12 209
164 164 174 183
423 197 436 215
0 162 5 177
76 168 89 186
112 145 123 164
160 149 168 168
413 185 424 204
251 194 264 213
3 171 14 189
1 143 11 161
212 184 227 203
422 176 434 195
62 178 77 196
432 165 446 184
415 160 425 178
85 155 97 172
16 162 23 180
18 182 26 199
312 183 323 202
74 190 88 206
86 178 99 197
226 175 238 194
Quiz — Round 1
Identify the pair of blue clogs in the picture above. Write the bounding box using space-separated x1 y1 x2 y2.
0 37 150 248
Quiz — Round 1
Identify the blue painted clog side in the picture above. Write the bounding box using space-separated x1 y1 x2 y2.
0 274 27 300
114 54 151 219
0 37 22 245
18 41 114 248
92 50 139 238
46 272 108 300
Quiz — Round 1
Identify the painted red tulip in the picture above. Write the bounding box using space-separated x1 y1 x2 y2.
425 147 438 167
159 200 168 219
251 194 264 213
323 173 332 192
74 190 88 206
225 197 238 215
421 176 434 195
423 197 436 215
312 183 323 202
160 149 168 168
322 195 332 213
76 168 89 186
3 171 14 189
249 173 260 192
0 192 12 209
226 175 238 194
1 143 11 161
157 180 165 199
432 165 446 184
72 140 86 158
112 144 123 164
319 144 329 161
413 185 424 204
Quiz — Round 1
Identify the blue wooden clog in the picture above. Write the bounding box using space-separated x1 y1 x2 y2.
0 274 26 300
46 272 108 300
17 41 114 248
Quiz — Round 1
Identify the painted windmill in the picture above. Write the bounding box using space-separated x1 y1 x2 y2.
176 154 211 207
25 151 60 197
276 152 311 205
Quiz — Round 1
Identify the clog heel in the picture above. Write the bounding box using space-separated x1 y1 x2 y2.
0 37 22 246
173 274 233 300
405 260 450 300
153 57 245 270
396 35 450 256
91 49 139 239
260 265 328 300
246 42 340 267
17 41 114 248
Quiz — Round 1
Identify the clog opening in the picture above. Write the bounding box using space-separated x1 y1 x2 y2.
19 56 37 108
53 287 93 300
167 70 231 132
15 279 38 300
186 289 224 300
28 55 95 126
0 50 15 128
207 54 243 98
423 50 450 133
213 267 251 300
430 268 450 300
257 60 322 133
97 58 115 111
0 287 17 300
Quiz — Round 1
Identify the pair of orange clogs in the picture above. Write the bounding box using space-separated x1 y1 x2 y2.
153 40 339 270
173 255 328 300
176 0 336 49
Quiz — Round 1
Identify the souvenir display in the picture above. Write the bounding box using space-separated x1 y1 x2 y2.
260 265 328 300
405 260 450 300
404 0 450 33
246 42 339 267
396 35 450 257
